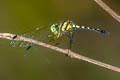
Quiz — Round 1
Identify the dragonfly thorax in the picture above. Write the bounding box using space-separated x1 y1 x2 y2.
50 21 73 37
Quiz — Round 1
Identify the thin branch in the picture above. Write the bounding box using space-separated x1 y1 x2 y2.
0 33 120 72
94 0 120 23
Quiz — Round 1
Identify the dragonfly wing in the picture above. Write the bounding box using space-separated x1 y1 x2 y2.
10 21 64 56
10 23 52 49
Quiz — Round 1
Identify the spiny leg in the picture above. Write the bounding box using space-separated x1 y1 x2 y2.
65 31 74 56
48 34 62 46
52 37 62 46
69 31 74 50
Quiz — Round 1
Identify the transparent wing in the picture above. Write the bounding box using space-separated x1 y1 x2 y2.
11 24 50 44
10 21 64 56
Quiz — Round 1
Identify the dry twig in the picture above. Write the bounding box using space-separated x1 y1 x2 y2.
94 0 120 23
0 33 120 72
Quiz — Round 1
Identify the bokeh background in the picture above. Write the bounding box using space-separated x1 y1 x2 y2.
0 0 120 80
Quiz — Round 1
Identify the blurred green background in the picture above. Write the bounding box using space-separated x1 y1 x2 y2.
0 0 120 80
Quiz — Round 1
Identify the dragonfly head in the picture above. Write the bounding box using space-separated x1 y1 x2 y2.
50 24 59 35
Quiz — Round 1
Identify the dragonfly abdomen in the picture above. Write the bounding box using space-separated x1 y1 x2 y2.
73 25 109 35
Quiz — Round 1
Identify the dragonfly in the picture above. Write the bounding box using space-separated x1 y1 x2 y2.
11 20 109 55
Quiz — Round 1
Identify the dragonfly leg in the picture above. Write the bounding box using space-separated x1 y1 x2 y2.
69 31 74 50
48 34 62 46
65 32 74 56
67 32 74 50
54 37 62 46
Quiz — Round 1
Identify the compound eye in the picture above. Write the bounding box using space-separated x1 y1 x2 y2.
55 25 59 31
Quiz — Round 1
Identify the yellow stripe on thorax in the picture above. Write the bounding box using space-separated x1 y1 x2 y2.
61 22 67 31
66 24 72 31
